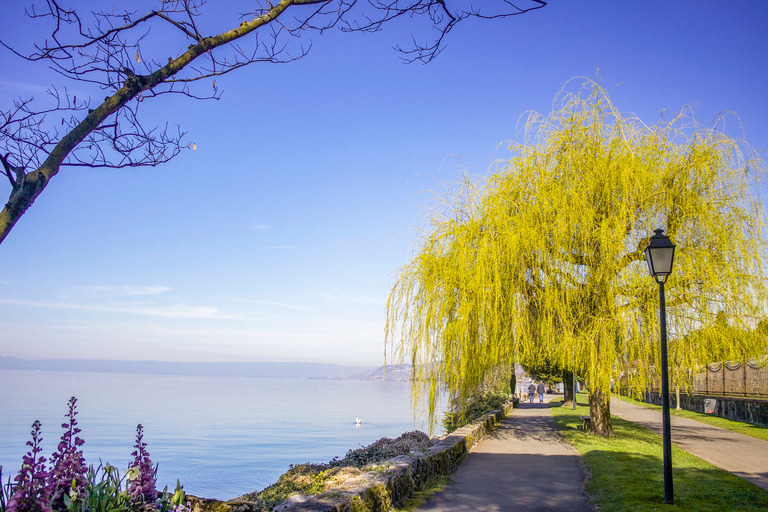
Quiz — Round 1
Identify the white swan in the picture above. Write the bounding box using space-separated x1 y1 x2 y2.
355 417 362 425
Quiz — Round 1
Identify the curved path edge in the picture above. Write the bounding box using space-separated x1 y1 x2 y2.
610 396 768 492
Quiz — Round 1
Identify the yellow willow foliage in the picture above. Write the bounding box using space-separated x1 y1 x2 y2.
386 79 768 432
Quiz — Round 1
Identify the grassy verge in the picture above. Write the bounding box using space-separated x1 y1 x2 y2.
613 394 768 443
551 394 768 512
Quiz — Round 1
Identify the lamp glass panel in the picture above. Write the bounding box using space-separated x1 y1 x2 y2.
650 246 675 275
644 247 655 276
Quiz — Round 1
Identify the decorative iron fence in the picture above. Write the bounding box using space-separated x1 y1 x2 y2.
692 360 768 399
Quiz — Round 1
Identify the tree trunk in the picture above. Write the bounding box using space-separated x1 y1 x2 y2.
588 387 614 436
0 169 50 244
562 368 575 407
675 385 681 411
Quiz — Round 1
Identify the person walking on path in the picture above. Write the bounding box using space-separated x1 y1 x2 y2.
417 394 592 511
528 382 536 403
610 397 768 492
537 381 546 403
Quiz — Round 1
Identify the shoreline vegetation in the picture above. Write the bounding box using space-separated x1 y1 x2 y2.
442 391 510 433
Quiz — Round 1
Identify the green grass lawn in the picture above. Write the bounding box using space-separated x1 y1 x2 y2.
551 394 768 511
613 394 768 443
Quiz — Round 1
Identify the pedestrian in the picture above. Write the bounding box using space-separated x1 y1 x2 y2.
537 381 546 403
528 382 536 403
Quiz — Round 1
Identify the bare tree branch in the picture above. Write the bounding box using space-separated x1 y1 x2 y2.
0 0 546 244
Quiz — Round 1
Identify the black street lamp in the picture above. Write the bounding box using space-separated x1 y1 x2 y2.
644 228 676 505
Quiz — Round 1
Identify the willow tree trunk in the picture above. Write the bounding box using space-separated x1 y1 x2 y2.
588 387 614 436
562 368 575 407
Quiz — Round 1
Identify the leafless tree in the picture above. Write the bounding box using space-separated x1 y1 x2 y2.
0 0 546 244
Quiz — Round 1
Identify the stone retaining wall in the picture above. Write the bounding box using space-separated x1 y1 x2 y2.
642 391 768 427
187 400 517 512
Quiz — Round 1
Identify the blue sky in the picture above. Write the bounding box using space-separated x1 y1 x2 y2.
1 1 767 366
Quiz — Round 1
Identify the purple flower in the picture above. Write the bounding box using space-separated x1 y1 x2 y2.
7 420 52 512
126 424 157 504
48 397 88 511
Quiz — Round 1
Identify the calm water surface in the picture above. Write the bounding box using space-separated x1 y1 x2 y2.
0 370 439 500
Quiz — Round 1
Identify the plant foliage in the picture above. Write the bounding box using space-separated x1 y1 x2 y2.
1 398 190 512
442 391 508 433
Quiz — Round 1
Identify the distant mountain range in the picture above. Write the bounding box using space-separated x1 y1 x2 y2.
0 357 374 379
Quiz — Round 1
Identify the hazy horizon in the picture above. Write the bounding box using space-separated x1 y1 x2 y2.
0 356 388 379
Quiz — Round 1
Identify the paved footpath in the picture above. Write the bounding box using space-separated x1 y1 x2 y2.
417 397 593 512
610 397 768 492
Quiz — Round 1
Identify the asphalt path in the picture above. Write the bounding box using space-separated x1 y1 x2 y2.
610 396 768 492
417 396 593 512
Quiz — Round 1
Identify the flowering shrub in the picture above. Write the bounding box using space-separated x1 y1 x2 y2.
48 397 88 511
6 420 51 512
126 424 158 506
1 399 187 512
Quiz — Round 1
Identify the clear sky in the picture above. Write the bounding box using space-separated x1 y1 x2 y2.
1 1 767 366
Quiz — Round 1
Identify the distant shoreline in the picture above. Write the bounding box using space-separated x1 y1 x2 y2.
320 364 412 381
0 357 412 381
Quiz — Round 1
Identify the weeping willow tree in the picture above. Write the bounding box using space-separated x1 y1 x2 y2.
386 78 767 436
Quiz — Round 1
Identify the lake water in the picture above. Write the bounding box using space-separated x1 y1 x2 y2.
0 370 440 500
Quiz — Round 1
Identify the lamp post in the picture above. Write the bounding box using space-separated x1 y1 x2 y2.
644 228 676 505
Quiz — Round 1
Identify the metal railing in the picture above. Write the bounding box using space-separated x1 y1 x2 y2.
692 360 768 399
